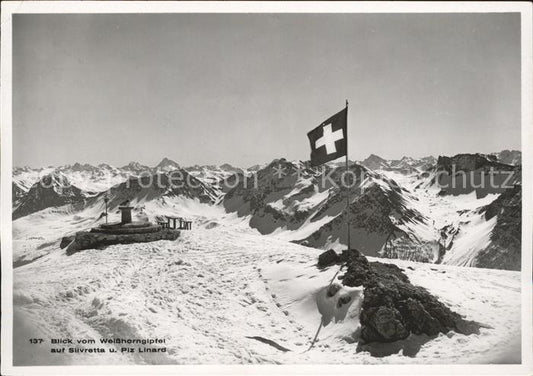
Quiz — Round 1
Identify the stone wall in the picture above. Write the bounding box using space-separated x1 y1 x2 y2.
91 224 162 235
66 229 180 255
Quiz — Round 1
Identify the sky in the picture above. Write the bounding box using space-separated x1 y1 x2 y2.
13 12 521 168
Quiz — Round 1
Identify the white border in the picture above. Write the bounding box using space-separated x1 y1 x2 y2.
1 2 532 375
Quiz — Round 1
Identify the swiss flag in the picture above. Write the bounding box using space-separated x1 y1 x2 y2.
307 108 347 166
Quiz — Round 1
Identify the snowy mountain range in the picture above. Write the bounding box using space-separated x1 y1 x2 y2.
12 158 243 209
12 150 521 270
360 154 437 173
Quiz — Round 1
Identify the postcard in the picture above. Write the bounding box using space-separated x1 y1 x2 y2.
1 2 532 375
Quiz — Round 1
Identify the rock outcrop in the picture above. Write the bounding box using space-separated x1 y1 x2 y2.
435 153 517 198
317 249 341 268
13 172 86 219
319 249 481 346
302 183 434 259
475 185 522 270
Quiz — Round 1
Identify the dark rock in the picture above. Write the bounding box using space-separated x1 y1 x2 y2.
356 333 434 358
360 306 409 342
342 261 373 287
369 261 410 284
336 249 482 345
317 249 340 268
397 298 443 336
340 248 368 264
66 228 180 255
340 250 408 288
60 235 75 249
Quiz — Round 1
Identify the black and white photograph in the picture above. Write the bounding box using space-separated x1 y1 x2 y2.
1 2 532 374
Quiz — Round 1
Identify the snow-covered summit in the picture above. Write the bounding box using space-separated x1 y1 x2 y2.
120 161 152 175
360 154 436 174
154 157 180 173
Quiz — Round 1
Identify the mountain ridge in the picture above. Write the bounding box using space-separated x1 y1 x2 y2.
12 151 522 270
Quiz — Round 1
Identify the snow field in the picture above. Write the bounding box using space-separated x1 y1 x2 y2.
13 225 521 365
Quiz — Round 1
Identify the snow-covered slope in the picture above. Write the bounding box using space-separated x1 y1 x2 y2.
383 166 521 270
96 171 219 209
13 166 56 191
11 193 228 267
153 157 181 173
184 163 244 190
223 159 439 261
12 166 56 209
13 172 88 220
12 225 521 365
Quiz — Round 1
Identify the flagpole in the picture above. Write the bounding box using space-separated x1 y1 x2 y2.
345 99 351 250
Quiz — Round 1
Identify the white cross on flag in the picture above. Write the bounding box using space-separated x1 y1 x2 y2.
307 107 347 166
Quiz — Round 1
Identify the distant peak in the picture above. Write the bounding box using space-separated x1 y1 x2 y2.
155 157 180 169
97 163 114 169
70 162 96 171
13 165 33 172
121 161 150 171
159 157 178 164
364 154 386 161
